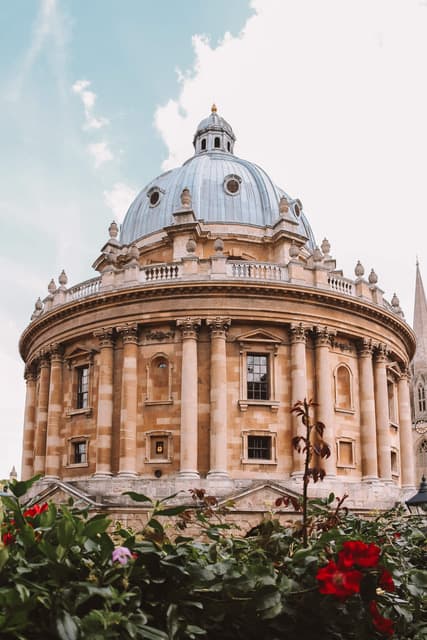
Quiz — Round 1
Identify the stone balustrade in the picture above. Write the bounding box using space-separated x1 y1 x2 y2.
35 259 402 321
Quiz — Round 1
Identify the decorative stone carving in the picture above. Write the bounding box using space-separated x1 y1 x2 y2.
289 322 307 344
279 195 289 215
321 237 331 257
186 238 197 254
58 270 68 288
181 188 192 209
206 316 231 336
94 327 115 348
129 244 139 262
116 323 138 343
31 297 43 320
355 260 364 278
368 269 378 285
358 337 376 357
375 342 389 363
176 317 201 338
109 221 119 240
49 342 64 361
145 330 175 342
314 325 335 347
214 237 224 254
48 278 57 295
289 242 299 259
312 246 323 263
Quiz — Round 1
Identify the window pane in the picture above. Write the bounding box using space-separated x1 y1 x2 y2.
77 366 89 408
74 441 87 464
248 435 271 460
247 353 269 400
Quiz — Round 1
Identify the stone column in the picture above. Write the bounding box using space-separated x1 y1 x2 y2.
290 324 308 476
206 317 231 478
398 368 416 488
358 339 378 481
93 328 115 477
117 323 138 477
177 317 201 479
45 344 64 479
21 365 37 480
374 344 392 482
34 351 50 476
314 327 336 476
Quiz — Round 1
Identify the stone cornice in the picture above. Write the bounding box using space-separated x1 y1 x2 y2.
20 280 416 364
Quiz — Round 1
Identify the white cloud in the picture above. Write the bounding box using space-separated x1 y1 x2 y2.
72 79 109 130
154 0 427 319
87 142 113 168
104 182 137 222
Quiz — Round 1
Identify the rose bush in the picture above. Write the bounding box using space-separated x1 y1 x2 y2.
0 477 425 639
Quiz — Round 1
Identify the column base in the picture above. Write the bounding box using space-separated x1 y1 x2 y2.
92 472 113 478
177 470 200 480
117 471 138 479
207 470 230 479
42 475 59 484
362 475 379 483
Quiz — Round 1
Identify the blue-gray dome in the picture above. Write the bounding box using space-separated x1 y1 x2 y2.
120 109 316 248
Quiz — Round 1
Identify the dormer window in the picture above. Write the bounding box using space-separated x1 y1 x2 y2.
214 137 221 148
147 187 163 208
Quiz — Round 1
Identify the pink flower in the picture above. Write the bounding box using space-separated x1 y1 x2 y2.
112 546 133 565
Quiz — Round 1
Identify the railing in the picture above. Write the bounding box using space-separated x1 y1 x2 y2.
142 263 181 282
328 274 354 296
66 277 101 301
227 261 288 281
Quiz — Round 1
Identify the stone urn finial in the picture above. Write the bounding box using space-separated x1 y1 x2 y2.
391 292 400 308
289 242 299 259
312 246 323 263
214 237 224 254
58 269 68 287
31 297 43 320
355 260 364 278
109 221 119 240
368 268 378 285
181 188 192 209
129 244 139 262
48 278 56 295
279 195 289 215
321 237 331 256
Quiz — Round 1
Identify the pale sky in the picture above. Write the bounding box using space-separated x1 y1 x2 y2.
1 0 427 479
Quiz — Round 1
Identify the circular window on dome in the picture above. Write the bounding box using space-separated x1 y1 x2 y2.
147 187 163 208
224 174 241 196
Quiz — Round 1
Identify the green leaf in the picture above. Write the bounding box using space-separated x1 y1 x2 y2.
141 625 169 640
83 516 111 538
155 505 188 517
0 547 9 571
56 611 79 640
123 491 153 504
57 517 75 547
7 475 42 498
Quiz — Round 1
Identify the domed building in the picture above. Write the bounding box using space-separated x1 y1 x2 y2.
20 107 416 520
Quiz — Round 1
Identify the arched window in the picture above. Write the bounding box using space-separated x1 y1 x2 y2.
227 141 231 151
334 364 352 410
146 354 172 403
214 136 220 148
201 138 207 151
418 384 426 413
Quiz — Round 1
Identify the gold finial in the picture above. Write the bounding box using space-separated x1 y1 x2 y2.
211 103 217 113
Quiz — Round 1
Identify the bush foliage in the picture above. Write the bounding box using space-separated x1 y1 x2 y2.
0 476 426 640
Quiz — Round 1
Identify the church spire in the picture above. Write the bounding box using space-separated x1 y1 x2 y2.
413 261 427 369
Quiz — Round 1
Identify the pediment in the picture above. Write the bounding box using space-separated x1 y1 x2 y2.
219 482 301 512
234 329 283 344
26 480 104 510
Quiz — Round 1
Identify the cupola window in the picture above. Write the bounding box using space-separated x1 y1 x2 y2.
224 174 241 196
201 138 207 151
227 141 231 151
214 136 221 148
147 187 163 208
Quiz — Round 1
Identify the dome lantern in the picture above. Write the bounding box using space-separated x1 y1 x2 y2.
193 106 236 155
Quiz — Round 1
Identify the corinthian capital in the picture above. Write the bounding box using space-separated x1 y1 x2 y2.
358 337 376 357
116 323 138 344
314 325 336 347
206 316 231 336
94 327 115 348
176 317 201 338
375 342 389 364
289 322 307 344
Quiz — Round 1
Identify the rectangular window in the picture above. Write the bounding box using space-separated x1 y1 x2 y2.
247 353 269 400
336 438 355 468
145 431 173 463
77 366 89 409
248 435 271 460
73 441 87 464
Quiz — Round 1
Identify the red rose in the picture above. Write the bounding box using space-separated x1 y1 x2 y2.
316 560 363 600
338 540 380 569
23 502 48 519
379 568 395 592
2 531 14 545
369 600 394 637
